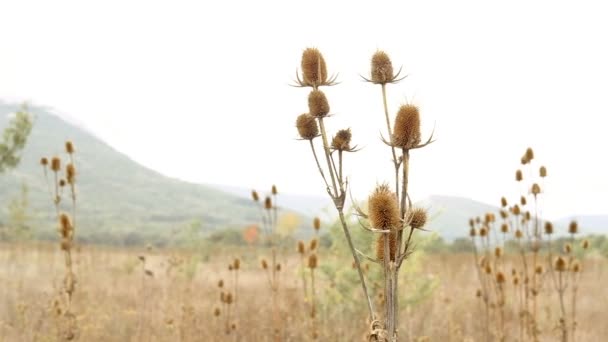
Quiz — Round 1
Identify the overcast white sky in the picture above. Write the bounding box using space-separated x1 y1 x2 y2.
1 0 607 219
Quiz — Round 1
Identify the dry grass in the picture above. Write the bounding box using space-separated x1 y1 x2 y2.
1 243 606 341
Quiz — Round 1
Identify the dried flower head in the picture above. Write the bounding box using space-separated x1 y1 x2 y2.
520 196 527 206
313 217 321 231
525 147 534 162
271 185 278 195
544 222 554 235
276 264 282 272
539 166 547 178
407 207 427 230
468 218 474 228
500 197 507 208
475 289 482 298
297 240 305 254
479 227 487 237
513 205 521 216
40 157 49 166
582 239 589 249
66 163 76 184
485 264 492 274
370 51 395 84
58 212 73 238
516 169 523 182
535 265 544 274
375 233 397 261
392 104 421 149
65 141 75 154
564 243 572 254
309 238 318 251
251 190 259 202
300 48 328 87
469 228 477 237
59 179 66 187
218 279 224 288
264 196 272 210
233 258 240 270
368 184 400 230
496 272 506 284
515 229 523 239
296 113 319 140
569 221 578 234
495 247 503 258
51 157 61 172
531 183 541 196
513 277 520 285
571 261 581 273
261 259 268 269
308 253 318 269
500 223 509 234
499 210 508 220
308 90 330 118
331 128 352 151
555 257 567 272
214 307 221 317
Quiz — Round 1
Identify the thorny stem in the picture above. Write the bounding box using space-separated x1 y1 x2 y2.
309 140 331 194
317 118 339 198
381 84 400 203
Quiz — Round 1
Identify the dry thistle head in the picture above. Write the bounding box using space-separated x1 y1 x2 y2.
531 183 541 196
218 279 224 288
513 205 521 216
539 165 547 178
40 157 48 166
564 243 572 254
65 141 75 154
261 259 268 269
569 220 579 234
524 211 531 221
516 169 523 182
555 257 567 272
571 261 581 273
308 90 330 118
264 196 272 210
469 227 477 237
313 217 321 231
525 147 534 162
515 229 523 239
295 113 319 141
479 227 487 237
500 197 507 208
468 218 475 228
521 155 529 165
308 253 318 269
233 258 240 270
500 223 509 234
51 156 61 172
368 184 400 230
496 272 506 284
331 128 352 151
276 263 282 272
225 292 233 305
582 239 589 249
59 179 66 187
535 265 544 274
58 212 73 238
499 210 508 220
485 264 492 274
228 264 233 271
251 190 259 202
66 163 76 184
392 104 421 149
513 276 520 285
300 48 328 87
375 233 397 261
370 50 394 84
271 184 277 195
475 289 482 298
407 207 428 230
495 247 503 258
545 221 554 235
214 307 221 317
297 240 305 254
520 196 527 206
309 238 318 251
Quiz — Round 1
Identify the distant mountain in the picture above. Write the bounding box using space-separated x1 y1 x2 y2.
0 102 265 240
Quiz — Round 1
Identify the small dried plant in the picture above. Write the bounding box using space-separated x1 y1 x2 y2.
296 217 322 339
40 140 79 340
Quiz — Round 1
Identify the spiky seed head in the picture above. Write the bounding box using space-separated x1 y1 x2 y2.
296 113 319 140
301 48 328 87
514 277 520 285
66 163 76 184
59 179 66 187
484 213 493 224
475 289 482 298
571 261 581 273
469 228 477 237
525 211 531 221
218 279 224 288
515 229 523 239
525 147 534 162
468 218 474 228
40 157 48 166
564 243 572 254
233 258 240 270
276 263 281 272
261 259 268 269
555 257 567 272
308 90 330 118
251 190 259 202
65 141 75 154
214 307 221 317
297 241 305 254
407 207 427 230
231 323 237 331
370 50 394 84
499 210 508 220
271 185 278 195
309 238 318 251
392 104 421 149
225 293 233 305
51 157 61 172
58 213 72 238
375 233 397 261
228 265 233 271
520 196 527 206
544 222 554 235
264 196 272 210
521 155 529 165
313 217 321 231
495 247 503 258
540 166 547 178
582 239 589 249
479 227 487 237
368 184 400 230
485 265 492 274
308 253 318 269
138 255 145 263
568 221 578 234
516 170 523 182
500 197 507 208
531 183 541 196
331 128 352 151
513 205 521 216
500 223 509 234
496 272 505 284
534 265 543 274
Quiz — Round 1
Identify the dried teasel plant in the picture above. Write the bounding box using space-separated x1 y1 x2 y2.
40 140 79 341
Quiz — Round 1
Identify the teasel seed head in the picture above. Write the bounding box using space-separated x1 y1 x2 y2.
300 48 328 87
58 212 73 238
516 169 523 182
251 190 259 202
296 113 319 140
408 207 428 230
313 217 321 231
564 243 572 254
59 179 66 187
582 239 589 249
264 196 272 210
271 185 278 195
499 210 508 220
535 265 544 274
571 261 581 273
475 216 481 224
297 240 305 254
469 228 477 237
525 147 534 162
496 272 506 284
214 307 221 317
531 183 541 196
520 196 527 206
308 90 330 118
544 221 554 235
525 211 531 221
515 229 523 239
368 184 400 230
500 223 509 234
568 220 578 234
233 258 240 270
40 157 48 166
276 263 281 272
308 253 318 269
309 238 318 251
513 277 520 285
540 166 547 178
555 257 567 272
495 247 503 258
500 197 507 208
261 259 268 269
468 218 474 228
225 292 233 305
228 265 233 271
66 163 76 184
479 227 487 237
521 155 528 165
485 264 492 274
513 205 521 216
475 289 482 298
51 157 61 172
392 104 421 149
218 279 224 288
375 233 397 261
331 128 352 151
65 141 75 154
370 50 394 84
